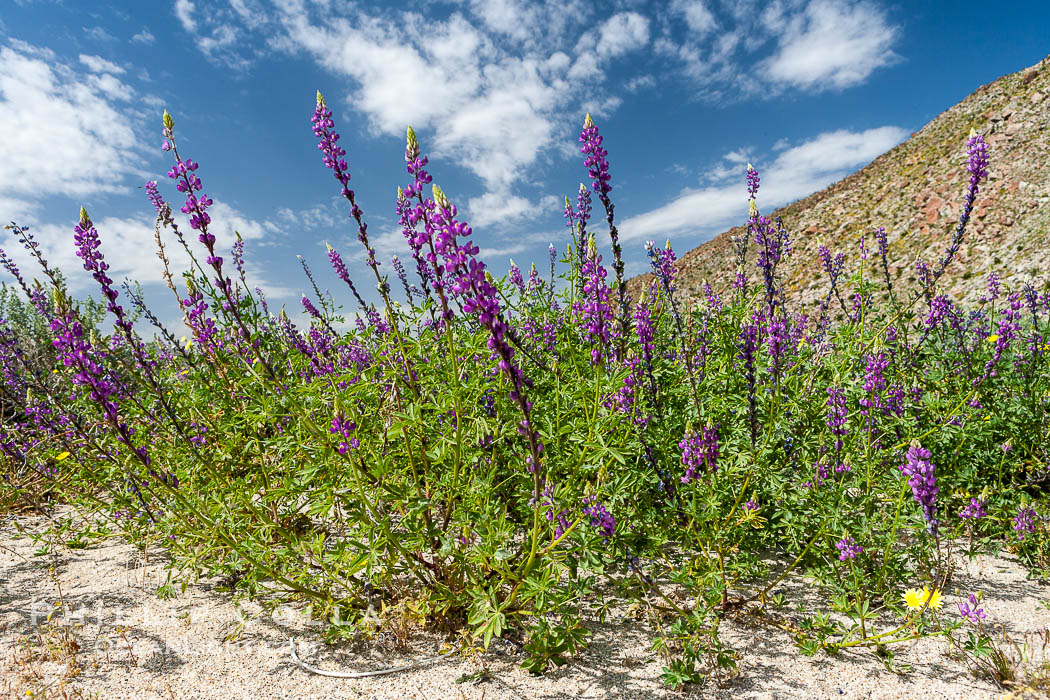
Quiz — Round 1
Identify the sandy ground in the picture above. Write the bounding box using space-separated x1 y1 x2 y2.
2 511 1048 699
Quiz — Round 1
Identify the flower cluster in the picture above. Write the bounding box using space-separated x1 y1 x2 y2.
901 442 939 534
957 593 987 624
331 413 359 454
836 536 863 561
1013 505 1037 540
959 497 987 520
679 424 719 483
582 496 615 541
579 235 614 365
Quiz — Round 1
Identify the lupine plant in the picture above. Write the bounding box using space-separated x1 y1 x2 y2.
1 96 1049 689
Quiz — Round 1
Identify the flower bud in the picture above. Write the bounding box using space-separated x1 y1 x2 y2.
163 109 174 130
432 184 449 209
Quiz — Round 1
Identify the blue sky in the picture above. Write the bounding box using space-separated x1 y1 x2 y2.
1 0 1047 324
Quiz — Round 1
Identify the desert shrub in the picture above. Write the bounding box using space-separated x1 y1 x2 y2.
0 94 1047 686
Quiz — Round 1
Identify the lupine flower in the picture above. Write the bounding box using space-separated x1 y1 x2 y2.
985 272 1001 301
934 130 989 281
979 293 1023 384
542 486 572 540
959 497 987 520
836 536 863 561
957 593 987 624
825 385 849 456
391 255 417 302
901 442 938 534
313 93 385 290
331 413 359 454
645 239 677 292
738 317 761 445
579 235 614 365
633 284 657 364
504 260 523 293
1014 505 1037 540
582 495 615 541
579 114 630 349
679 424 719 483
301 295 322 319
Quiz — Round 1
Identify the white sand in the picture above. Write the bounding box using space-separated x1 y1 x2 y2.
3 511 1047 699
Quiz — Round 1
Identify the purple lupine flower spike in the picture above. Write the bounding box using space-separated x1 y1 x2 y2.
579 234 614 365
934 130 989 281
582 495 615 541
959 498 986 520
1014 505 1037 540
579 114 630 353
836 536 862 561
900 441 939 534
679 424 719 483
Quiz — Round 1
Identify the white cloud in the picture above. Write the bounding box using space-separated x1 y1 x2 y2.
658 0 898 100
670 0 717 36
1 199 284 299
760 0 899 91
276 205 337 231
0 41 146 220
596 12 650 58
175 0 197 33
619 125 907 243
83 26 117 43
130 28 156 45
466 191 534 228
79 54 125 75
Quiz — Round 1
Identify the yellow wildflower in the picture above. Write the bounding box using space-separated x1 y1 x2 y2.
903 586 942 611
987 334 998 343
55 451 70 462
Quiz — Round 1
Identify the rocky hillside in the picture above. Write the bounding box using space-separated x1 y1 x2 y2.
630 54 1050 307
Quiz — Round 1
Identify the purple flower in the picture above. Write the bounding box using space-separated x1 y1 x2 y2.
739 317 760 445
1014 505 1037 540
826 385 849 455
679 424 719 483
742 499 758 513
957 594 987 624
645 239 677 292
579 114 630 352
331 413 359 454
582 495 615 541
508 260 525 294
312 93 384 288
901 442 938 534
934 131 989 281
959 497 987 520
301 294 322 319
579 113 611 197
746 163 760 199
836 536 863 561
579 235 614 365
633 283 657 364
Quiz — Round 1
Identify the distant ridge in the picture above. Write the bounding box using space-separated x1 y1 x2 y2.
630 54 1050 306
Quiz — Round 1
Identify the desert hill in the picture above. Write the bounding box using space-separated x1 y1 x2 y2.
629 54 1050 307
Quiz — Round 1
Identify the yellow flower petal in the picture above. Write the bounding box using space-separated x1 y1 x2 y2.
987 334 999 343
55 451 70 462
903 586 941 611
